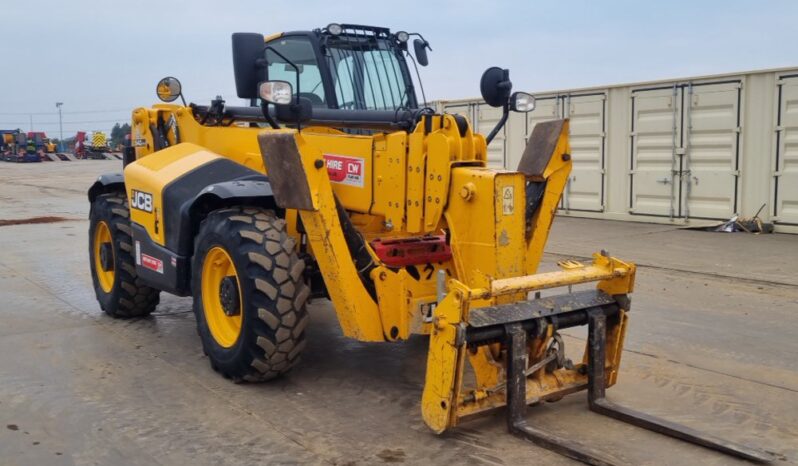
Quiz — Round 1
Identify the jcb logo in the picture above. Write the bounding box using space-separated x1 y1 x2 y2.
131 190 153 213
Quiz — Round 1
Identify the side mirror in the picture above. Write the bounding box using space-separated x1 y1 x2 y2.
480 67 512 108
413 39 429 67
510 92 536 113
156 77 183 103
232 32 266 99
259 81 293 105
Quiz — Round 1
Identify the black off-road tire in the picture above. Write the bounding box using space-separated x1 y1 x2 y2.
193 207 310 382
89 192 160 317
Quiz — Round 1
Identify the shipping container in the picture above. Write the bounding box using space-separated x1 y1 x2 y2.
437 67 798 234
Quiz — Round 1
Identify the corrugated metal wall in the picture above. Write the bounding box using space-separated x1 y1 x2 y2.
437 67 798 233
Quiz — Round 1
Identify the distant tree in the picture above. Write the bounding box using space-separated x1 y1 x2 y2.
120 123 131 147
110 122 132 147
110 123 122 146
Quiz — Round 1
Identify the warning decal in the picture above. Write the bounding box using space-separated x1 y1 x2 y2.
502 186 514 215
323 154 365 188
141 254 164 274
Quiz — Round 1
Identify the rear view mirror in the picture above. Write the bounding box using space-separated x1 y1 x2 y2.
232 32 266 99
259 81 293 105
480 67 512 108
413 39 429 67
156 77 182 103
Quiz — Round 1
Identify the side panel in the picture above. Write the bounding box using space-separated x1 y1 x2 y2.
630 87 682 217
564 93 606 212
124 143 219 247
131 223 191 296
124 142 268 254
305 133 374 214
776 76 798 224
683 82 740 219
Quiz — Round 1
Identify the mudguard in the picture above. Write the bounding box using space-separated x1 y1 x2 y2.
88 173 125 202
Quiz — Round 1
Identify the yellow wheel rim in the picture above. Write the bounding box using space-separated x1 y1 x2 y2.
93 221 115 293
201 246 243 348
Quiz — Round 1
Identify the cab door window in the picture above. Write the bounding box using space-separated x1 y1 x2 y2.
265 36 326 107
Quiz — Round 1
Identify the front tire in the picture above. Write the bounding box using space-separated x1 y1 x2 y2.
192 207 310 382
89 192 160 317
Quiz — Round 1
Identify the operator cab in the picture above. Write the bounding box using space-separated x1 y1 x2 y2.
262 24 422 111
171 23 534 138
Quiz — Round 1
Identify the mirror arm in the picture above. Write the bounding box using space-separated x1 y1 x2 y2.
263 45 302 132
259 102 281 130
485 102 510 145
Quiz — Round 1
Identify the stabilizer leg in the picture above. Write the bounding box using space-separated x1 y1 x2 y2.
586 310 774 464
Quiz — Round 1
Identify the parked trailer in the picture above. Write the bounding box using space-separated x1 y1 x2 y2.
438 66 798 234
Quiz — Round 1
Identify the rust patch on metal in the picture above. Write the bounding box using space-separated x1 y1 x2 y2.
0 216 70 227
517 119 566 179
257 132 314 211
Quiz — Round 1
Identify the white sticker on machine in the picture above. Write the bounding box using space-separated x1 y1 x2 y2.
323 154 364 188
502 186 514 215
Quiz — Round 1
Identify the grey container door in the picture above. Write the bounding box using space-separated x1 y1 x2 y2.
681 82 741 220
630 86 683 217
775 76 798 225
563 93 606 212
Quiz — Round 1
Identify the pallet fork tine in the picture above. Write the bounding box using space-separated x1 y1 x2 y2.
585 310 774 464
503 309 774 465
506 322 622 466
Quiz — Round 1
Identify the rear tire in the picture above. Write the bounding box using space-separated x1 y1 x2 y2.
192 207 310 382
89 192 160 317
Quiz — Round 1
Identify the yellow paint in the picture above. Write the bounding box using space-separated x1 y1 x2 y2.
373 132 407 230
124 142 219 246
201 246 243 348
421 279 469 432
263 32 283 43
93 221 114 292
524 121 572 274
272 130 386 341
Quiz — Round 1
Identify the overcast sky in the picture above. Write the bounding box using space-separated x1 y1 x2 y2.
1 0 795 136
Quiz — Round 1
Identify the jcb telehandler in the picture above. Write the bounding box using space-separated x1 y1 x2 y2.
88 24 772 464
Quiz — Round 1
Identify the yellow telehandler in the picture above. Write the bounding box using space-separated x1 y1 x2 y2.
87 24 771 464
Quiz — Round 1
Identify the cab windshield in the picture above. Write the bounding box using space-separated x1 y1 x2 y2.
324 36 415 110
264 33 417 111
